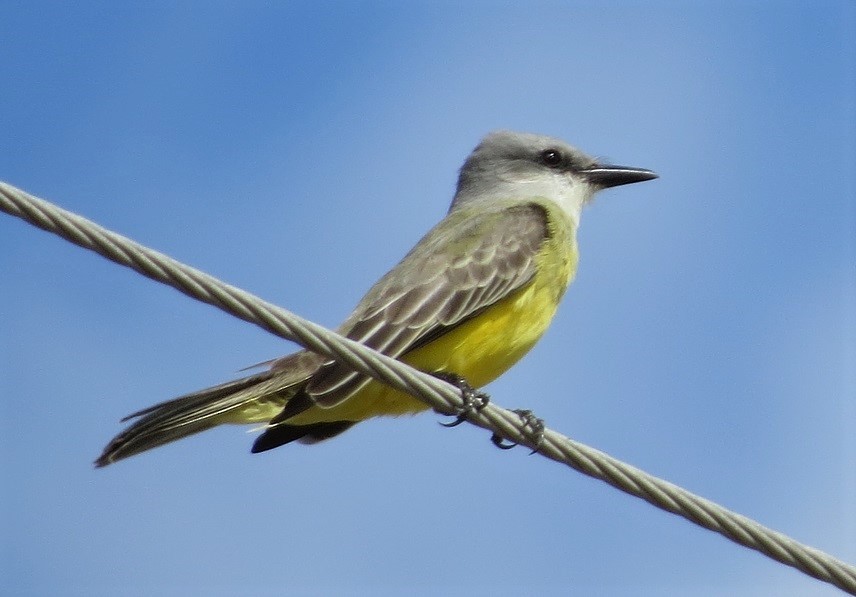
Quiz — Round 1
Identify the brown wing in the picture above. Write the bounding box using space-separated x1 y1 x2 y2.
305 201 549 407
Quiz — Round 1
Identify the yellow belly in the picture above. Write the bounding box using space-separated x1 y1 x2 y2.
290 233 578 424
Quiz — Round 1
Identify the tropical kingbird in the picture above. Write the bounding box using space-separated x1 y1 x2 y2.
95 130 656 466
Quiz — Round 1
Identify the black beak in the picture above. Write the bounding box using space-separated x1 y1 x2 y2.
583 164 658 189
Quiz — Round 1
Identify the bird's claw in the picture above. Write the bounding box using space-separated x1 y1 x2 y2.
433 372 490 427
490 409 545 454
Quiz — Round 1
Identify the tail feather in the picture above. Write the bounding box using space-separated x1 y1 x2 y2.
251 420 355 453
95 370 288 467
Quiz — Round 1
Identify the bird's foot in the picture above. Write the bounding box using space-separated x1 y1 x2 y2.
491 409 545 453
433 372 490 428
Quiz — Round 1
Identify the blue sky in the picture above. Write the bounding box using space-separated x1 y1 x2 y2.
2 2 855 595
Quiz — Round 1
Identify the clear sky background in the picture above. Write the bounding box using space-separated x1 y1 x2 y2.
2 2 855 595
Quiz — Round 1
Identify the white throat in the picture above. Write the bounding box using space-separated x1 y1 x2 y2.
500 172 592 228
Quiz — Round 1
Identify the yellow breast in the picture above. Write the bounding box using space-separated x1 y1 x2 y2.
293 201 579 424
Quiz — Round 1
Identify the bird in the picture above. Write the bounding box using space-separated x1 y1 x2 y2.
95 130 657 467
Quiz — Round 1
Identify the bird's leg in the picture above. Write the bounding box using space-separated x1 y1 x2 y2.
431 371 490 428
491 409 545 453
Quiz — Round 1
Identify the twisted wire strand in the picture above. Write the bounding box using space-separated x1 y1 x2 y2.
2 180 854 594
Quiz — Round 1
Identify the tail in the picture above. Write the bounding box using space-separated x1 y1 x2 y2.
95 370 287 467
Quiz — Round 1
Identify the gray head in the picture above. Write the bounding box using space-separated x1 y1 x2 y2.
451 130 656 223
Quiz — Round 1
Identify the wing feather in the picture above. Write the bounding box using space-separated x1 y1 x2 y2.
307 202 548 406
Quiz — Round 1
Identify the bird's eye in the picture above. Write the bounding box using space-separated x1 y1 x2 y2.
540 149 563 167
